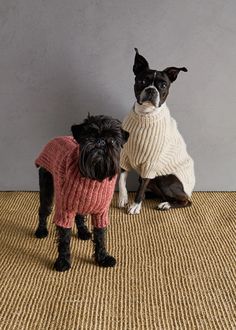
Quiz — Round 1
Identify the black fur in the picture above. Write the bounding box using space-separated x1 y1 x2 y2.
133 48 187 107
54 226 71 272
134 178 150 204
93 228 116 267
35 168 53 238
75 214 92 240
146 174 191 209
35 115 127 271
71 115 129 181
122 49 190 210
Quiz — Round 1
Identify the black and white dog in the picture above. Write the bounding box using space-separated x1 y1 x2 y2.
118 49 195 214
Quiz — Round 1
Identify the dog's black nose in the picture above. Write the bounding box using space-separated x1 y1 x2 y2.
146 87 157 96
96 138 106 148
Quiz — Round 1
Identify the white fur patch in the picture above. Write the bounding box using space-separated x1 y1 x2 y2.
157 202 171 210
138 85 160 112
128 202 142 214
118 171 128 208
118 192 128 208
134 101 165 115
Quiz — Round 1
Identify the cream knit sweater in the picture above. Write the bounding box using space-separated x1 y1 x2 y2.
120 103 195 197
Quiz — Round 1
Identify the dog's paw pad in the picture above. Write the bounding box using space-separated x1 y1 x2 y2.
98 255 116 268
35 227 48 239
128 203 142 214
77 230 92 241
157 202 171 210
54 258 71 272
118 194 128 208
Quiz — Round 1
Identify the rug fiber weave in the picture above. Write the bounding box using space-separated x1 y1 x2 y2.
0 192 235 330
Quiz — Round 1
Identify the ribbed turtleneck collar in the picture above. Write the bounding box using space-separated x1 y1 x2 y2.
130 102 170 127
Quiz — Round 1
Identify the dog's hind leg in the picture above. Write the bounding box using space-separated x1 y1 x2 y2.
145 178 166 199
35 167 54 238
75 214 92 240
154 175 191 210
54 226 72 272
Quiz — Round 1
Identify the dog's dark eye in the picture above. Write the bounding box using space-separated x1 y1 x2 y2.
158 81 167 89
110 138 120 147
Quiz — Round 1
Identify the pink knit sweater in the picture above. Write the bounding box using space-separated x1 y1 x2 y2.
35 136 117 229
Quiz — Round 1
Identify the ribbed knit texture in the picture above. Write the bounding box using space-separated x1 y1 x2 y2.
35 136 117 228
120 103 195 197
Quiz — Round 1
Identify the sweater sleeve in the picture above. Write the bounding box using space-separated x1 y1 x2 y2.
91 210 109 228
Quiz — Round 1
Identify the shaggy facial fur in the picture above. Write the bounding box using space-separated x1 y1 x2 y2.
71 115 129 181
35 115 129 272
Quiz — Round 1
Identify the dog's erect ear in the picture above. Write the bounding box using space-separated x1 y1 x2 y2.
121 129 129 146
163 67 188 83
71 124 87 143
133 48 149 76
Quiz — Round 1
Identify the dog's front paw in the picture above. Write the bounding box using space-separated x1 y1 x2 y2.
118 192 128 208
35 227 48 239
97 255 116 268
54 258 71 272
128 202 142 215
157 202 171 210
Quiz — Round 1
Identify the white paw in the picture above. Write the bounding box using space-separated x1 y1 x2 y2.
128 202 142 214
157 202 171 210
118 192 128 208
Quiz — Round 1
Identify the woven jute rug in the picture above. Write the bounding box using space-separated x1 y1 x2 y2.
0 192 235 330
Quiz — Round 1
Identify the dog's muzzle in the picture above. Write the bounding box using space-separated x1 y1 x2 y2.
96 138 106 149
139 86 159 106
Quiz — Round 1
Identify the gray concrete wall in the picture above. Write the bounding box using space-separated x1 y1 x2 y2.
0 0 235 191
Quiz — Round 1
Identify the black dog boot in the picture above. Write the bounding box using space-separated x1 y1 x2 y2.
75 214 92 240
54 226 72 272
93 227 116 267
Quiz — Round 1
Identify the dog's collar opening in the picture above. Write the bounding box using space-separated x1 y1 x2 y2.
134 101 167 116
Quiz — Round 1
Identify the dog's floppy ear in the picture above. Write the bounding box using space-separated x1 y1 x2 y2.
163 67 188 83
133 48 149 76
71 124 87 143
121 129 129 146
